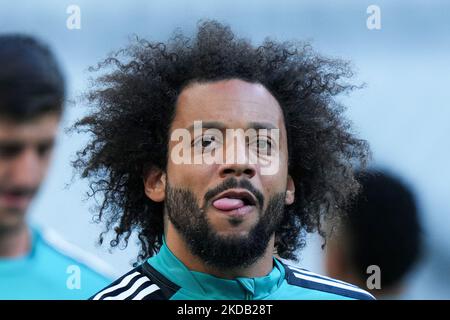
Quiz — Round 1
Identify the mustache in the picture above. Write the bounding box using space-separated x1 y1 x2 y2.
203 178 264 209
0 187 36 198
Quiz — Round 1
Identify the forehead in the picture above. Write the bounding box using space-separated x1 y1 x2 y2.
0 113 60 141
173 79 284 129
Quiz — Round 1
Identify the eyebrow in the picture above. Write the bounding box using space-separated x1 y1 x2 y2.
0 138 55 146
186 121 278 131
247 122 278 130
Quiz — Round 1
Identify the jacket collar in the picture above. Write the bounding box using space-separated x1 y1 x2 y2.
147 238 285 299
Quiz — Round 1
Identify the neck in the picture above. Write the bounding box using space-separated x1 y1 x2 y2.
164 220 275 279
0 222 30 258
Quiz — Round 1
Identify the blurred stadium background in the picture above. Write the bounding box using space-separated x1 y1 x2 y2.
1 0 448 299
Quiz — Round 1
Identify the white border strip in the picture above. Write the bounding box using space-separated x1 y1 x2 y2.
93 271 141 300
287 264 358 288
41 227 118 279
103 276 152 300
293 272 375 299
132 284 160 300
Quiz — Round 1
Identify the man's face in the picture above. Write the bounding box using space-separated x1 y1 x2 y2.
0 113 59 230
160 79 294 268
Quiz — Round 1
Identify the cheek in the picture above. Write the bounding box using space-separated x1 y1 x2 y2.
261 176 284 196
0 164 6 184
36 150 54 176
167 164 218 208
258 170 289 209
167 162 217 188
39 158 52 178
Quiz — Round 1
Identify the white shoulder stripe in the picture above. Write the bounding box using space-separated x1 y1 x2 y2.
132 284 160 300
92 271 141 300
287 264 358 288
40 227 118 279
293 272 375 299
103 276 152 300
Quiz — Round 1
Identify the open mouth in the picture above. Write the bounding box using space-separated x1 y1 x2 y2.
211 189 257 216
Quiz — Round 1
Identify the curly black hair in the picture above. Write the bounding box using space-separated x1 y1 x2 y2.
73 20 370 264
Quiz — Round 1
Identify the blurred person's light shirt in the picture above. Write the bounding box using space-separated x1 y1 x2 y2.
0 225 115 299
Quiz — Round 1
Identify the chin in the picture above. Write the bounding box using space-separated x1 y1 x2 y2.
0 217 26 231
208 217 257 238
214 229 251 239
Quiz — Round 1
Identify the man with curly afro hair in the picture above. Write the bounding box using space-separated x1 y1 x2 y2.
76 20 375 300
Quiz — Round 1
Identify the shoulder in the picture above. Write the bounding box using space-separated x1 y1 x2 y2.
36 225 117 281
90 264 168 300
280 261 376 300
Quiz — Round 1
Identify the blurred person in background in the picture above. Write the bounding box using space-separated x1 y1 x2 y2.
325 169 423 299
0 34 114 299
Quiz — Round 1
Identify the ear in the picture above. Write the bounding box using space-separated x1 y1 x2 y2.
143 167 166 202
285 174 295 205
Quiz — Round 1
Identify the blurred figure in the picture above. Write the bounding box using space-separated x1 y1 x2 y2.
0 34 114 299
325 169 423 299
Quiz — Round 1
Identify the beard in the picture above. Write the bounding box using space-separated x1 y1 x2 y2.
165 178 285 270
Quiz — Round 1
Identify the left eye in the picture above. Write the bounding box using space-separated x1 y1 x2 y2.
257 139 270 149
37 142 54 157
250 137 272 154
255 137 271 149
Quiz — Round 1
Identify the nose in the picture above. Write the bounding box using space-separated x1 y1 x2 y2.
219 163 256 179
218 131 260 179
218 141 257 179
9 147 42 189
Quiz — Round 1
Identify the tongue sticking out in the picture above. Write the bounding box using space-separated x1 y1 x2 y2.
212 198 246 211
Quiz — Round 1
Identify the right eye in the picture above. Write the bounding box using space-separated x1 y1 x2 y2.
192 135 217 150
0 143 24 159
